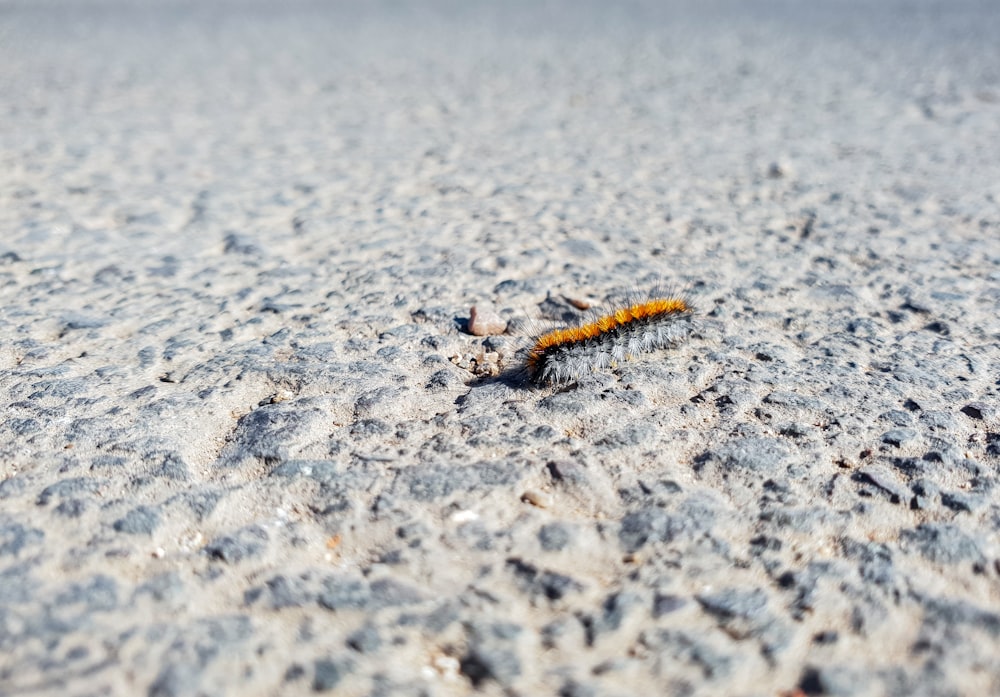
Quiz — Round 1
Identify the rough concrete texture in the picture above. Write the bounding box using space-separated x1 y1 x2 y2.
1 1 999 695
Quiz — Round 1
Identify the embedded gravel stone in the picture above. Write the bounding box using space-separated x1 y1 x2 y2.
693 437 793 478
220 402 329 467
899 524 985 565
312 657 353 692
506 558 584 601
0 519 44 557
112 505 161 535
205 526 270 564
460 622 525 687
538 522 573 551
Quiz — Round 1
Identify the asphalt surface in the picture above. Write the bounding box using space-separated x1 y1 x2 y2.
1 1 999 695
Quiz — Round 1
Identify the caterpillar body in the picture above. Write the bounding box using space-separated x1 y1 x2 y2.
525 295 694 385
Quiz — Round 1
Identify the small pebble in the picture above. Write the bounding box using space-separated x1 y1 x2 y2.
451 510 479 523
432 654 461 679
522 490 553 508
468 305 507 336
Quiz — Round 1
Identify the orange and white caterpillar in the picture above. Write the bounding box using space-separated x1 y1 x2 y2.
524 294 694 385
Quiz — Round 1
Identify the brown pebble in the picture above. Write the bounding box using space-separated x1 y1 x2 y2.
468 305 507 336
564 295 592 310
522 489 553 508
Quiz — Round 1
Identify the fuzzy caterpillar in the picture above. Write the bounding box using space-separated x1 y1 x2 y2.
525 295 694 385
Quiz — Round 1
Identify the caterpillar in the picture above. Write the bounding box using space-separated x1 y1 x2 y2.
524 294 694 385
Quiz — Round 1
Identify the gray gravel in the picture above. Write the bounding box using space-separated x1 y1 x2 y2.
2 1 999 695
